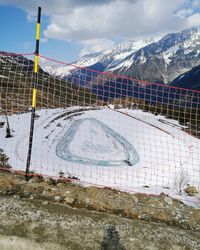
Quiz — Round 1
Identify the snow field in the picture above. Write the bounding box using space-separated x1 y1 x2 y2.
0 107 200 205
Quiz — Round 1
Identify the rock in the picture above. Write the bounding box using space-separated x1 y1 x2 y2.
64 197 75 204
44 177 56 185
29 176 44 183
189 209 200 227
54 196 61 202
132 196 138 203
86 197 90 204
29 178 35 183
184 186 199 196
42 201 49 205
35 175 44 183
164 196 173 206
0 122 5 128
56 183 65 188
13 195 20 199
65 191 71 194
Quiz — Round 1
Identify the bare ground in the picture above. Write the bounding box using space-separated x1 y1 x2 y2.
0 171 200 250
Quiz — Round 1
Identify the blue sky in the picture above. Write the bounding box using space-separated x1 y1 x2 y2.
0 0 200 62
0 5 81 62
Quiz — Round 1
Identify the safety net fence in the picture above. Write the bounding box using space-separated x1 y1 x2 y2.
0 51 200 205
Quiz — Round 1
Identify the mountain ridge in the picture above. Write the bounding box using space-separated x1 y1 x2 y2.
43 27 200 88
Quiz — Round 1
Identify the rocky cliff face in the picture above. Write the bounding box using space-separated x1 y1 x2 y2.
111 28 200 84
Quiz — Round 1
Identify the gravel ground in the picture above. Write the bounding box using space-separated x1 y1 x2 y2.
1 196 200 250
0 171 200 249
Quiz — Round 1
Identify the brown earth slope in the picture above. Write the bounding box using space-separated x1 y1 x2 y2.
0 171 200 249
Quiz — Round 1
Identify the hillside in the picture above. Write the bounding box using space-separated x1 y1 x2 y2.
0 171 200 250
0 52 97 115
171 64 200 90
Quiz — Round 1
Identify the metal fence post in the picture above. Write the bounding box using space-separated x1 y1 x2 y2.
25 7 41 181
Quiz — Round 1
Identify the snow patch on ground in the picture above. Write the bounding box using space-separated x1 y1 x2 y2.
0 107 200 205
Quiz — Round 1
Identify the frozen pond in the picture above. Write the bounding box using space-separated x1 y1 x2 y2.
56 118 139 166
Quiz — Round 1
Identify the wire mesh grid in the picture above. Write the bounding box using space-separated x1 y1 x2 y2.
0 52 200 206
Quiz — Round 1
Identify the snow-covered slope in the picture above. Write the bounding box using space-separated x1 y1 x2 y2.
0 107 199 205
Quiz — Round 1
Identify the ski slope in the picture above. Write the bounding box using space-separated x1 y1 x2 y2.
0 107 200 204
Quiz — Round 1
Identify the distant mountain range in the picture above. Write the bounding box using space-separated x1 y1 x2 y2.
43 39 153 78
1 26 200 115
43 27 200 89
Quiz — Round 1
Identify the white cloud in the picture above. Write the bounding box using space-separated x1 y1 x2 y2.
186 13 200 27
175 8 193 18
43 0 186 41
40 38 48 43
79 39 115 57
0 0 199 57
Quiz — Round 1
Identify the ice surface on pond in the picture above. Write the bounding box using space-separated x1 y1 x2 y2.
56 118 139 166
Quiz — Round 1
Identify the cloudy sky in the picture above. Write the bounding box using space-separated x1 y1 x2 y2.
0 0 200 61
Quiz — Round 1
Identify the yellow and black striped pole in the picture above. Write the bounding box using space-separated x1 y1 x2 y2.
25 7 41 181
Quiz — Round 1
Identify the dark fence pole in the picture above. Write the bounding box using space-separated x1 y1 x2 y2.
25 7 41 181
5 110 12 138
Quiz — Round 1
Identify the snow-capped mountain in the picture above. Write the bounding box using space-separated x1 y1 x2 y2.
42 38 159 78
43 28 200 86
111 28 200 84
